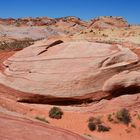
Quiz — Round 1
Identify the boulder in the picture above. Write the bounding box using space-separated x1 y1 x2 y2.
0 39 139 103
103 70 140 96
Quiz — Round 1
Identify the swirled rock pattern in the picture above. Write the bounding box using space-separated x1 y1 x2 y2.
0 39 139 103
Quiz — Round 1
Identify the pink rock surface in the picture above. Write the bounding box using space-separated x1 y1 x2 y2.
103 70 140 93
0 16 88 40
0 39 139 102
0 107 88 140
89 16 129 29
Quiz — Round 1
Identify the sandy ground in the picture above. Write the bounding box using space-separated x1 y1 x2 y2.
1 95 140 140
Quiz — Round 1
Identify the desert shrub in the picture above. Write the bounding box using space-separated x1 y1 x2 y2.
108 112 120 124
116 108 131 125
107 114 113 122
88 116 102 125
90 30 93 33
49 106 63 119
88 122 96 131
102 33 108 37
88 116 107 131
88 117 95 122
97 124 110 132
35 116 49 123
88 116 111 132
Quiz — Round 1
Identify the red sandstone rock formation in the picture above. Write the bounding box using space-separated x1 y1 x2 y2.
0 16 88 40
0 16 88 27
0 39 139 103
88 16 129 29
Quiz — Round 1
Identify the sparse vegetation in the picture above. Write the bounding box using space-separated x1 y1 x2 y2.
107 114 113 122
88 122 96 131
116 108 131 125
88 116 94 122
102 33 108 37
35 116 49 123
90 29 93 32
0 39 34 51
97 124 110 132
49 106 63 119
125 128 131 133
88 116 102 125
88 116 110 132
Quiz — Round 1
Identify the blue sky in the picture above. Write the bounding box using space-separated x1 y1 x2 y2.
0 0 139 24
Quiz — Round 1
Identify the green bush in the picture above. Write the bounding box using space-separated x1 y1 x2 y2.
97 124 110 132
116 108 131 125
88 122 96 131
49 106 63 119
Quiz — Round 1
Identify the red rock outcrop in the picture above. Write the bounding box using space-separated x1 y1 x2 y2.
0 17 56 26
103 70 140 95
0 39 139 103
0 16 88 40
0 16 88 27
88 16 129 29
